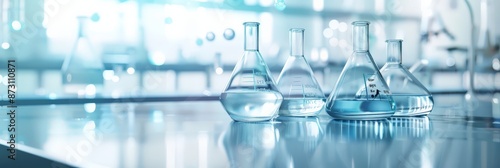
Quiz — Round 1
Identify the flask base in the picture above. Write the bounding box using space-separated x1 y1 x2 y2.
278 111 322 117
392 111 431 117
326 111 394 120
227 115 276 122
220 91 282 122
278 98 324 117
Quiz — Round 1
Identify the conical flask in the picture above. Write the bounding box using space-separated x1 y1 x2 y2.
325 21 395 120
61 16 104 95
276 28 325 116
220 22 283 122
380 40 434 116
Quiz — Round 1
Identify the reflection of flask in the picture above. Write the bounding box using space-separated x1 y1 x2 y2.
388 117 432 168
389 116 430 139
220 22 283 122
222 122 278 168
325 21 395 120
61 16 104 95
322 119 393 167
380 40 433 116
277 29 325 116
274 116 323 167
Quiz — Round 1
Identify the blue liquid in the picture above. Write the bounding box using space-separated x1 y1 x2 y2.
220 90 282 122
279 98 325 116
326 99 395 120
392 95 433 116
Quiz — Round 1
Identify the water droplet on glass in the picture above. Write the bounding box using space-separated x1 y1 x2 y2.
206 32 215 41
196 38 203 46
274 0 286 10
223 28 235 40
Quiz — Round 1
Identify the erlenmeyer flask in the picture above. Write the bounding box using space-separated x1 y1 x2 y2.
220 22 283 122
277 28 325 116
380 40 434 116
61 16 104 95
325 21 395 120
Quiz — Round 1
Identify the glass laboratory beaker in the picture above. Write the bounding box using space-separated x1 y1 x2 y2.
277 28 325 116
325 21 395 120
380 40 434 116
220 22 283 122
61 16 104 95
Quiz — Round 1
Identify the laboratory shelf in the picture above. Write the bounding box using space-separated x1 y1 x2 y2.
1 93 500 167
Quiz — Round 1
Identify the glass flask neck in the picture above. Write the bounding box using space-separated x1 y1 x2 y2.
352 21 370 52
244 22 260 51
77 16 88 38
289 28 304 56
386 39 403 64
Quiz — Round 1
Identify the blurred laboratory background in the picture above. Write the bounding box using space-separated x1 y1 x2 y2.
0 0 499 101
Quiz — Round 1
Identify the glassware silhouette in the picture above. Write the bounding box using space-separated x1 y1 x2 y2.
325 21 395 120
380 40 434 116
220 22 283 122
276 28 325 116
61 16 104 95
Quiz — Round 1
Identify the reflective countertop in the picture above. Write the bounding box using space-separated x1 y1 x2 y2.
1 93 500 167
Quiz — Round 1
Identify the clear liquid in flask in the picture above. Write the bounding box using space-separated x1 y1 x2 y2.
277 28 325 116
221 90 282 121
380 40 434 116
220 22 283 122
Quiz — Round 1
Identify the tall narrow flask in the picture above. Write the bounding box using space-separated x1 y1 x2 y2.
61 16 104 95
220 22 283 122
276 28 325 116
380 40 434 116
325 21 395 120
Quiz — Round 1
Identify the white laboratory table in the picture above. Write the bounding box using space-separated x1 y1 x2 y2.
1 93 500 168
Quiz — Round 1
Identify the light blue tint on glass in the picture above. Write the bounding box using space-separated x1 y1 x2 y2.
277 28 325 116
380 40 434 116
325 21 395 120
61 16 104 94
220 22 283 122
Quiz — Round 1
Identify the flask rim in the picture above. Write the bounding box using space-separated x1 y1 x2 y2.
352 21 370 25
289 28 305 32
243 22 260 26
386 39 403 42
